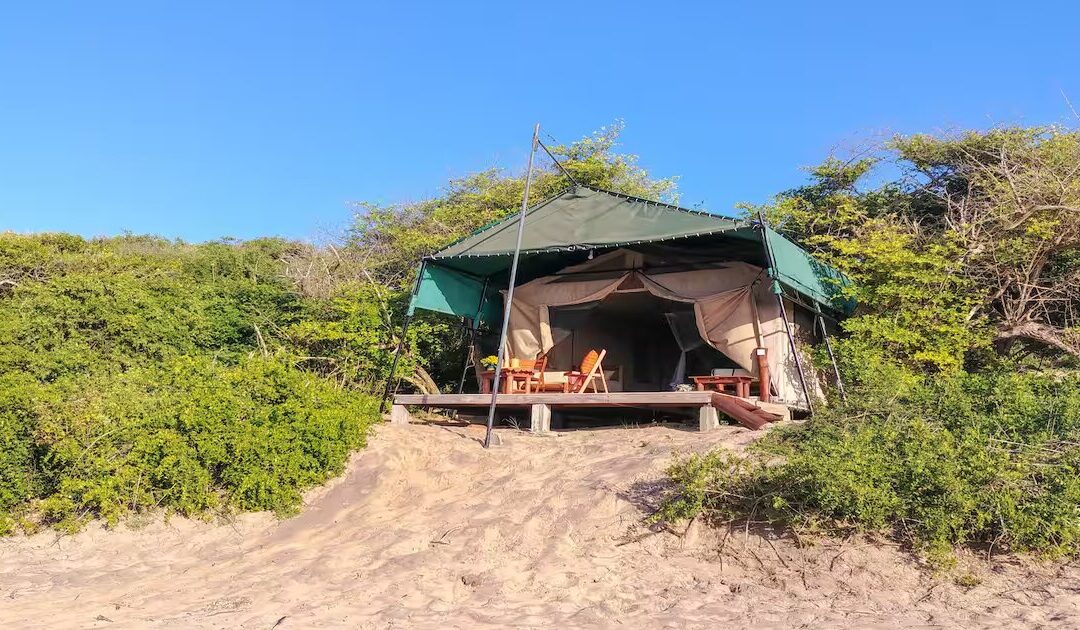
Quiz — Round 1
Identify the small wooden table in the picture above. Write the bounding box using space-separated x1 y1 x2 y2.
480 368 537 394
690 375 754 398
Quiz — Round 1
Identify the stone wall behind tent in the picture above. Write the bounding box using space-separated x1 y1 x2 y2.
503 249 823 406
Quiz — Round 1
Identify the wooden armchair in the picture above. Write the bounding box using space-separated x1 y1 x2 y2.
520 352 557 391
563 349 609 393
518 353 549 394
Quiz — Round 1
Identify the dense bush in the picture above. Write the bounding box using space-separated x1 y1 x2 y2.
657 366 1080 564
16 357 372 533
0 233 379 534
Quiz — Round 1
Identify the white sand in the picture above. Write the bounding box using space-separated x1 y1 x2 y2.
2 422 1079 629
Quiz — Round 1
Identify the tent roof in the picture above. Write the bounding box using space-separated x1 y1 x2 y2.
433 185 746 259
410 186 854 323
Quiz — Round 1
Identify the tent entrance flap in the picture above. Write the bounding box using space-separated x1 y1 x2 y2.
665 310 707 389
409 263 500 326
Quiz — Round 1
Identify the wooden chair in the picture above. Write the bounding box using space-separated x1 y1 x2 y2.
563 349 609 393
521 352 550 393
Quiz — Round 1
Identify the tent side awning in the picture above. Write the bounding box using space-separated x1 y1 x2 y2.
407 263 501 326
762 226 855 315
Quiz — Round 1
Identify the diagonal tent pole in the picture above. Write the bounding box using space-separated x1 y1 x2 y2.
757 214 815 414
816 313 847 401
537 139 577 186
455 325 477 395
484 123 541 449
380 259 427 414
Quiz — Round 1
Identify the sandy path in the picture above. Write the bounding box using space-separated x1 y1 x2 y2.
2 422 1079 629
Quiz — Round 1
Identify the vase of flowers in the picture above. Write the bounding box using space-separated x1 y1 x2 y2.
480 355 499 370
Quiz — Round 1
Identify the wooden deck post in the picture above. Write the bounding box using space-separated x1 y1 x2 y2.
698 404 720 432
389 404 413 425
755 347 770 403
530 403 551 433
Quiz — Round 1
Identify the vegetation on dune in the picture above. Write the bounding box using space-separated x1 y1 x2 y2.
0 123 673 533
659 367 1080 565
0 235 378 533
661 126 1080 565
4 120 1078 563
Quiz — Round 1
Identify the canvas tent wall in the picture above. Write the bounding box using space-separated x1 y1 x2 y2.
406 185 852 405
502 248 816 404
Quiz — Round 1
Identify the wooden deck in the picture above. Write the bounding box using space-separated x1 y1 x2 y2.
391 391 791 432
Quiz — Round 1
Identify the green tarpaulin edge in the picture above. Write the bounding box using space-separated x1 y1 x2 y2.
763 226 854 314
408 263 501 326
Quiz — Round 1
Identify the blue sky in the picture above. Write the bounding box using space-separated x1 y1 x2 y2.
1 2 1078 242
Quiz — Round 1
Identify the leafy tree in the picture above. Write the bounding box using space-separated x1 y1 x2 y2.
755 127 1080 370
894 127 1080 360
747 158 986 372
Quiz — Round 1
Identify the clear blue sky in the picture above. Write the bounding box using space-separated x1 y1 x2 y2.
2 2 1078 242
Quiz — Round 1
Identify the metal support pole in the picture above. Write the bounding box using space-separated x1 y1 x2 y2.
379 259 426 414
758 215 815 414
775 295 814 413
484 123 541 448
445 320 473 421
456 277 491 395
816 314 846 401
455 324 474 395
380 314 412 413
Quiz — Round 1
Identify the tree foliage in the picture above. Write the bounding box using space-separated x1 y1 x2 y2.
348 121 677 290
895 128 1080 358
758 127 1080 370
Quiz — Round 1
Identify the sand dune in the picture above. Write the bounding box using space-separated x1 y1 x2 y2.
2 422 1079 629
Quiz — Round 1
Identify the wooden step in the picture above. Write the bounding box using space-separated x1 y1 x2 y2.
710 392 783 430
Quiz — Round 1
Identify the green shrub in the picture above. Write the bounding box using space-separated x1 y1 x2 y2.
704 132 1080 565
12 356 376 531
0 373 42 516
0 233 381 532
657 367 1080 564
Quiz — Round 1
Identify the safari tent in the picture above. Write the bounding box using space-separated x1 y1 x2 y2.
391 184 851 430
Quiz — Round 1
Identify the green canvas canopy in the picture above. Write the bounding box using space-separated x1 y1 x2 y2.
435 186 741 258
408 185 852 325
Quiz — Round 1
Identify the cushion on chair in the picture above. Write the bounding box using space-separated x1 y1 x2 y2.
579 349 600 375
